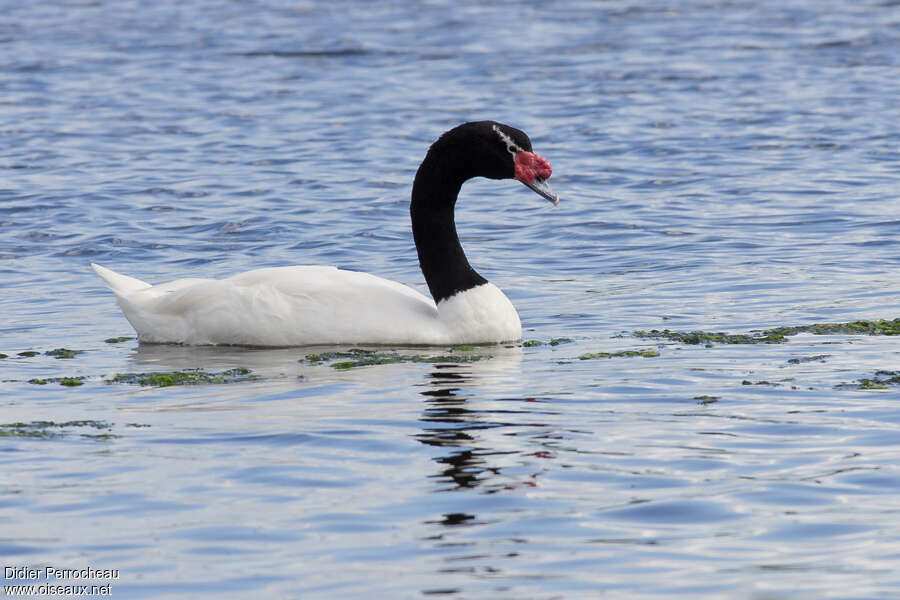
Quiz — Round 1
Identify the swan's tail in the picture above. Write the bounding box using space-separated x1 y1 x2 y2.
91 263 152 296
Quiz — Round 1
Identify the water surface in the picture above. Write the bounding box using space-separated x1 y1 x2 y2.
2 1 900 598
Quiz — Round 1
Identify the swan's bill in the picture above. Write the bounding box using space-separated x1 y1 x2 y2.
523 177 559 206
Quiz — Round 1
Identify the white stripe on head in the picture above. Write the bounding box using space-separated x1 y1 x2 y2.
492 124 525 157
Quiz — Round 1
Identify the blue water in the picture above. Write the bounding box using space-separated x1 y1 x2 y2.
2 1 900 598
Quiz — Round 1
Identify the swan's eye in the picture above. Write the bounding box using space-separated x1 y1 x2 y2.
507 145 517 154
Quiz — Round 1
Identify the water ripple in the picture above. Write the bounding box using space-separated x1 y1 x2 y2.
2 1 900 599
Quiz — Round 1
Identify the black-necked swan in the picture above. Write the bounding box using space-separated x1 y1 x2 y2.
92 121 558 346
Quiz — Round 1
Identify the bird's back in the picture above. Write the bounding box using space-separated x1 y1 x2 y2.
92 264 444 346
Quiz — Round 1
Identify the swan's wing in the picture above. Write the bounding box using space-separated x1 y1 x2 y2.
95 264 444 345
228 266 430 305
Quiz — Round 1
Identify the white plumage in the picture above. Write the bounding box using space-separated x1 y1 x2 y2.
92 263 521 346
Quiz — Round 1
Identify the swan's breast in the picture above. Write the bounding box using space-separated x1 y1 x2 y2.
437 282 521 344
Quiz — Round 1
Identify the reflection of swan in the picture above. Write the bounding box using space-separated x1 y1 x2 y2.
93 121 558 346
126 343 305 374
417 371 495 491
126 341 523 389
412 345 565 493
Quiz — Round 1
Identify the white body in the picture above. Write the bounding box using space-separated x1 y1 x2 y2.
91 263 521 346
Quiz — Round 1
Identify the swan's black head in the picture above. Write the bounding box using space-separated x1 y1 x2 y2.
424 121 559 205
410 121 559 304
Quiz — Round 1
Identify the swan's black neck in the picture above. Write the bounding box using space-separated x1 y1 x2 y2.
410 152 487 305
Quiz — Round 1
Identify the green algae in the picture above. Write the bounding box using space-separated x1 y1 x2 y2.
28 376 85 387
333 353 485 370
579 348 660 360
80 432 121 441
0 420 113 439
523 338 574 348
787 354 831 364
104 336 134 344
741 380 779 386
858 380 889 390
770 318 900 337
694 395 719 404
0 353 7 359
851 370 900 390
304 349 372 363
634 318 900 346
303 348 487 370
17 351 39 357
331 357 398 369
633 329 787 345
44 348 86 359
109 367 257 387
